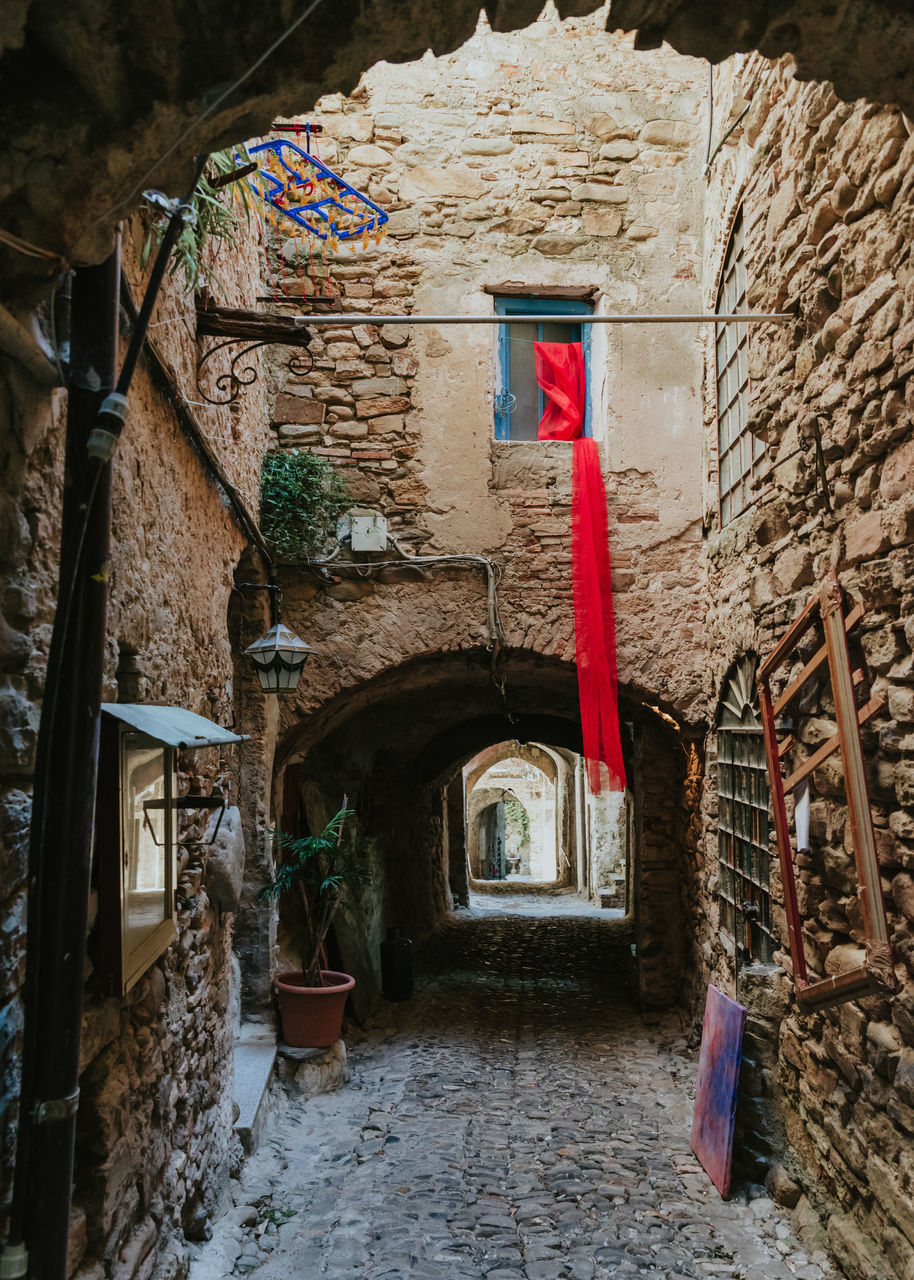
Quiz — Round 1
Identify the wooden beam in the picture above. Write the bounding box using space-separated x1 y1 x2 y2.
482 282 601 301
195 302 314 347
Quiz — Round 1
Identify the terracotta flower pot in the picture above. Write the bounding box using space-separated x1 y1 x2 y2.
274 969 355 1048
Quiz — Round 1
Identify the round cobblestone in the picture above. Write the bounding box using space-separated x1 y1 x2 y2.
192 901 837 1280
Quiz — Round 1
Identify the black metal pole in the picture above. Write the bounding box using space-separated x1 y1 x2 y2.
9 241 121 1280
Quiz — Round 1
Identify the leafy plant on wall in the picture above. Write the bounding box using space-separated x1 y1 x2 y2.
260 449 350 560
141 147 254 293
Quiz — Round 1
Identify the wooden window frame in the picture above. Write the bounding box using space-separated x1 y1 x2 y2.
493 294 593 441
96 719 177 995
757 573 896 1010
716 211 762 526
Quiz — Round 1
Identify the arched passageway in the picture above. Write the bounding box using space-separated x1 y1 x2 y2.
250 649 700 1018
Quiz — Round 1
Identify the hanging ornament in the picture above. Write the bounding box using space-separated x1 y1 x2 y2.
236 137 390 255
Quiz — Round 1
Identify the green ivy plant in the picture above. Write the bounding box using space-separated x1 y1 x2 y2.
141 146 253 293
504 796 531 847
258 809 369 987
260 449 350 560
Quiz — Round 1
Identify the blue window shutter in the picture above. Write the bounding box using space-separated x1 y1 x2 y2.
493 295 592 440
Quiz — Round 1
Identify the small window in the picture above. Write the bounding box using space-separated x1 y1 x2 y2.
716 212 762 525
95 704 243 994
494 295 592 440
717 656 774 963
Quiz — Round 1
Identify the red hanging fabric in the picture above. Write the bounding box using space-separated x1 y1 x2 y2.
534 341 626 794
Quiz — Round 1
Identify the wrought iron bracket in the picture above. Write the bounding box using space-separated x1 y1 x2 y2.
195 301 317 405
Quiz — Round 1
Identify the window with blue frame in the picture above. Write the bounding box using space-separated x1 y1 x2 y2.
493 295 593 441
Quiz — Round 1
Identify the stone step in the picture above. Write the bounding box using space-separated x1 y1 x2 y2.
233 1027 278 1155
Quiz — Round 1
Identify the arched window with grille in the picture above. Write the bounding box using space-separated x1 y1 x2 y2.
717 656 774 962
716 210 762 525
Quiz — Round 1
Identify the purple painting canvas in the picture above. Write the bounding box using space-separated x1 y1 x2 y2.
690 984 747 1197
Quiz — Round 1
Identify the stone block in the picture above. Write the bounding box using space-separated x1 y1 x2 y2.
399 166 487 200
583 210 622 236
626 224 659 241
368 415 405 434
351 376 407 397
867 1153 914 1247
67 1206 87 1278
378 325 409 349
273 394 324 426
852 274 897 326
356 396 411 419
639 120 696 146
330 421 369 439
277 425 321 443
345 143 391 168
599 140 639 160
461 138 513 155
489 217 546 236
844 509 888 562
509 115 575 136
531 234 586 255
203 805 245 913
583 113 626 141
0 679 39 771
320 114 373 142
829 1211 891 1280
881 440 914 501
571 183 628 203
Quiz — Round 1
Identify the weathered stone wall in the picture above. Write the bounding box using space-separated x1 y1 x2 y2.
235 11 716 1024
263 8 710 720
698 51 914 1277
0 202 271 1280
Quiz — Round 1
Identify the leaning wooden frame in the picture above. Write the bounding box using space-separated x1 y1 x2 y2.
756 572 897 1010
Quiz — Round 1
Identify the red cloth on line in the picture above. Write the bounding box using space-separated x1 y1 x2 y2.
534 341 626 794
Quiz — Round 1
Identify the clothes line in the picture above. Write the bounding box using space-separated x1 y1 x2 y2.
286 312 788 326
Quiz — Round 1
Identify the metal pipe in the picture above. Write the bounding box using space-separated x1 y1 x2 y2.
285 312 789 326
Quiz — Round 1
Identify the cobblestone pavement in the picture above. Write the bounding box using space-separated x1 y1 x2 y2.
468 891 611 918
192 908 837 1280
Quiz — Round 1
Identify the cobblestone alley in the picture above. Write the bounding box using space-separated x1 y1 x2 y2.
191 903 838 1280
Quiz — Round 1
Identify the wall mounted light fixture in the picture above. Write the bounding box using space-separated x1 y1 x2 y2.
236 582 312 695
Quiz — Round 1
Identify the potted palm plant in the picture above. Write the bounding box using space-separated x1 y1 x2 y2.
258 807 365 1048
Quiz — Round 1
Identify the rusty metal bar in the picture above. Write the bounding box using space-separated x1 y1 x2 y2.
758 669 808 985
274 310 790 326
782 693 886 793
758 592 822 679
820 577 888 944
772 602 865 716
796 965 885 1010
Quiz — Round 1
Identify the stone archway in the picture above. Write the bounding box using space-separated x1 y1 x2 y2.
243 649 699 1017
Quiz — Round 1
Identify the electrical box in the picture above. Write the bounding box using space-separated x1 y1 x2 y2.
350 513 388 552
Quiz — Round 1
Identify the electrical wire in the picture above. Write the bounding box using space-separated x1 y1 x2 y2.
78 0 327 247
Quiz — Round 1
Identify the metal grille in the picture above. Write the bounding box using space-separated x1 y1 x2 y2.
716 212 762 525
717 729 773 962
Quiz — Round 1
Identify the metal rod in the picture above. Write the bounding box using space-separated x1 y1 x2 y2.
283 312 789 326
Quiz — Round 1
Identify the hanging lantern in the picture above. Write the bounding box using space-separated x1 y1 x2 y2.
244 622 312 695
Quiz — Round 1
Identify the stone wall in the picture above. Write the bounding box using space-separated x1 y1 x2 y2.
262 7 710 720
698 51 914 1277
0 201 271 1280
236 10 715 1021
